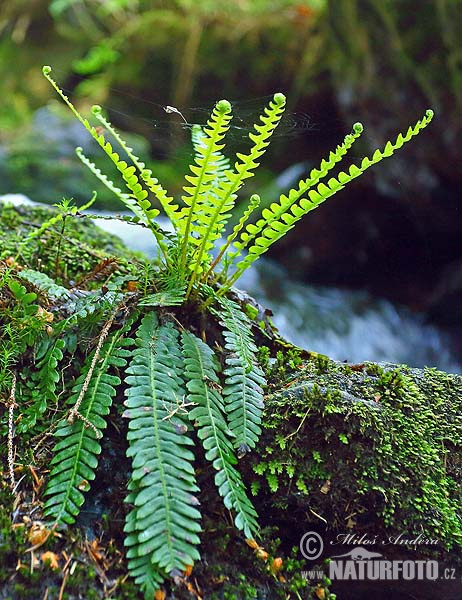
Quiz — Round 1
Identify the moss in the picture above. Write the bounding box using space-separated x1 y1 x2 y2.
0 202 140 283
254 355 462 555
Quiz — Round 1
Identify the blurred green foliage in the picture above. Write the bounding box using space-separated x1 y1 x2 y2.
1 0 461 208
0 0 326 133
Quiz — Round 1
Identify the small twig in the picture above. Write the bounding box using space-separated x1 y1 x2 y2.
58 569 69 600
67 301 125 435
7 373 17 489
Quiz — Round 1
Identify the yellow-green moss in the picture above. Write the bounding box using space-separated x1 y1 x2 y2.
255 356 462 552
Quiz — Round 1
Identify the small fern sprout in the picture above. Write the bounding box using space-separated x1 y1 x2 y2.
38 65 434 596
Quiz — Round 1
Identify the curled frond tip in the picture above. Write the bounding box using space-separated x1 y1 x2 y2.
216 99 232 114
273 92 286 106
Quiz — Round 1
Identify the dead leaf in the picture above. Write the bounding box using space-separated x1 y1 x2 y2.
183 564 193 577
320 479 331 494
28 522 49 547
255 547 269 561
270 557 283 574
314 585 325 599
41 551 59 570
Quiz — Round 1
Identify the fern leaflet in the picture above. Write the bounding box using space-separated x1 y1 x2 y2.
223 110 434 288
17 337 65 433
178 99 233 278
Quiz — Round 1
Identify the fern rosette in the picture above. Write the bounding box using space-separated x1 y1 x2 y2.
36 65 435 597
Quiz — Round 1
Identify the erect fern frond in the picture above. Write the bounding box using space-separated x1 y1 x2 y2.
178 99 233 276
91 106 182 228
42 68 164 240
182 330 259 539
191 124 231 187
17 337 66 433
221 122 363 277
124 313 201 589
43 322 134 524
75 146 148 222
15 193 97 262
209 193 260 278
214 297 265 454
223 109 434 289
190 94 286 288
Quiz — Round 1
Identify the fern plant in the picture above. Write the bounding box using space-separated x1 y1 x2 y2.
1 66 434 597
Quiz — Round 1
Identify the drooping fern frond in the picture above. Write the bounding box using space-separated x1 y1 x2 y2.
43 320 134 524
214 297 265 455
222 109 434 290
17 337 65 433
182 330 259 539
124 313 201 592
18 269 70 301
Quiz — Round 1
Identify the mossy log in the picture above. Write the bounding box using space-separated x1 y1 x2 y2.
1 202 461 600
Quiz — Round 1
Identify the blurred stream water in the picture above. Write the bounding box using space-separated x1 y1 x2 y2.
93 210 461 374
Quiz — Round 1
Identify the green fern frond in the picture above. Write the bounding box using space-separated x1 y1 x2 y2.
189 94 286 288
19 269 70 300
182 330 259 539
224 110 434 289
14 193 97 262
214 297 265 453
91 105 181 226
43 327 133 524
178 99 233 276
138 288 186 307
17 337 66 433
191 124 231 186
42 68 164 238
123 486 166 596
210 193 260 279
124 313 201 588
75 146 147 221
221 122 363 280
